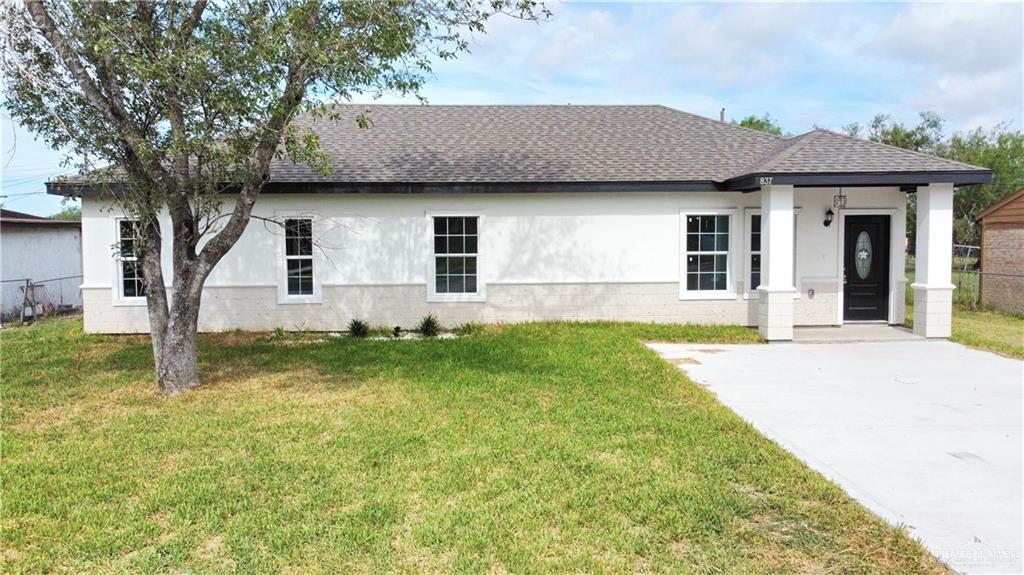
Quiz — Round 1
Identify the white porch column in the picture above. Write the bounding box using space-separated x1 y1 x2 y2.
758 184 796 340
913 182 955 338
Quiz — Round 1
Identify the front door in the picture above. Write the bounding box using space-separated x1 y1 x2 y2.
844 215 890 321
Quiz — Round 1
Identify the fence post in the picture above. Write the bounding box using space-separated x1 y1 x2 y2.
19 279 31 325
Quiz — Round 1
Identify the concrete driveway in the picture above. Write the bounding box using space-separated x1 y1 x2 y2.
648 339 1023 575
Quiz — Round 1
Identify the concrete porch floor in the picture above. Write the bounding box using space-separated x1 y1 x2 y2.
792 324 924 343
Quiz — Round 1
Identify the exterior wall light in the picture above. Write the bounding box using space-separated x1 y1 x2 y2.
824 208 835 227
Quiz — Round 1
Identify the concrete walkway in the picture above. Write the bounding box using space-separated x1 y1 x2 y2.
648 340 1023 575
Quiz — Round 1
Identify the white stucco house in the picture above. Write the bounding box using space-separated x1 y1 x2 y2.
0 209 82 320
49 105 991 340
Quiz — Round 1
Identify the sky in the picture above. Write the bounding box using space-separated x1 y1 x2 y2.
2 1 1022 217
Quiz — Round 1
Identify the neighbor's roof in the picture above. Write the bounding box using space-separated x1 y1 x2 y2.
0 209 80 227
976 187 1024 221
48 105 992 195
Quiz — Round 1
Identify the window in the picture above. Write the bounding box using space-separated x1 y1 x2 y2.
685 214 730 292
117 220 145 299
432 216 479 295
284 218 313 296
750 214 762 290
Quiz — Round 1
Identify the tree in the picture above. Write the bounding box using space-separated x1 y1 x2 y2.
940 122 1024 244
50 204 80 221
843 112 1023 246
1 0 545 394
732 113 785 136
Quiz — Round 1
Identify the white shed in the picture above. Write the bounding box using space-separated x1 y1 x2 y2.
1 209 82 320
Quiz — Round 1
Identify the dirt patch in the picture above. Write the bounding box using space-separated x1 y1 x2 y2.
669 357 701 366
195 534 236 570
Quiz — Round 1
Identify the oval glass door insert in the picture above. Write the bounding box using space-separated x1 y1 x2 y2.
854 231 872 279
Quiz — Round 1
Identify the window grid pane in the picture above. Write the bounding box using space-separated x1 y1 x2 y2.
118 221 145 298
685 215 729 292
286 257 314 295
434 216 478 294
284 218 314 296
750 214 761 290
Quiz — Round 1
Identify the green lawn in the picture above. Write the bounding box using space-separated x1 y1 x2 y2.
904 271 1024 359
2 318 950 574
904 305 1024 359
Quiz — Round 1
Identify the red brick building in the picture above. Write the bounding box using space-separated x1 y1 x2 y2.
977 188 1024 313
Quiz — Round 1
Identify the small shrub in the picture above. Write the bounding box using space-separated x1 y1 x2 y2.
270 327 286 340
416 314 441 337
347 319 369 338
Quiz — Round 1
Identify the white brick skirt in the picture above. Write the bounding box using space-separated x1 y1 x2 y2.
82 282 843 334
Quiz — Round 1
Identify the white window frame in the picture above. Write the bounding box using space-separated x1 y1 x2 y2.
426 211 485 303
277 213 322 305
679 209 737 300
744 208 801 299
112 217 147 306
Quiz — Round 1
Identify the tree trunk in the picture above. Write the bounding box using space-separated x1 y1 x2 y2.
152 313 201 394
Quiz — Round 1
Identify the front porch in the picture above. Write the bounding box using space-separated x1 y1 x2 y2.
756 182 956 341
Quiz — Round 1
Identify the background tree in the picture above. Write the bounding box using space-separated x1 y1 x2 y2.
50 204 80 221
1 0 545 394
844 112 1023 247
732 113 786 136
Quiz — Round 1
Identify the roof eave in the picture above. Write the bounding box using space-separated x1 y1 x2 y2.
724 170 994 192
50 180 727 196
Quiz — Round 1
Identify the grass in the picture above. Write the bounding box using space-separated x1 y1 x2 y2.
905 270 1024 359
904 305 1024 359
2 318 951 574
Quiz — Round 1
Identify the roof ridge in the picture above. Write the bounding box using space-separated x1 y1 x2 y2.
0 208 48 220
758 130 825 172
652 105 785 142
731 130 819 177
813 128 989 172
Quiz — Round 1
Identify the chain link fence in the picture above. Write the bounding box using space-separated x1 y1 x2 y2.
906 244 1024 310
0 274 83 323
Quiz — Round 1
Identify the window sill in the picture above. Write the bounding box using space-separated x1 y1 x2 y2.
678 291 737 301
278 296 322 305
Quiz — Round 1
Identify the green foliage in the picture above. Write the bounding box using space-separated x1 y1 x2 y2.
347 318 369 338
416 314 441 337
453 322 483 336
942 123 1024 222
49 204 81 221
844 112 945 154
732 113 785 136
844 112 1023 245
0 0 547 389
1 1 547 208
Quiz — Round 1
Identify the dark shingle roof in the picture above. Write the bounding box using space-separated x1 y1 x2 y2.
47 105 993 194
741 129 985 174
280 104 783 184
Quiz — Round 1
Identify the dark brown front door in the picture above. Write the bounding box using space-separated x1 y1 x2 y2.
844 215 890 321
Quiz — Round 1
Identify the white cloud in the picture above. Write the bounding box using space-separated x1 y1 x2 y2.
657 3 813 86
872 3 1022 74
867 2 1023 129
910 67 1023 129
